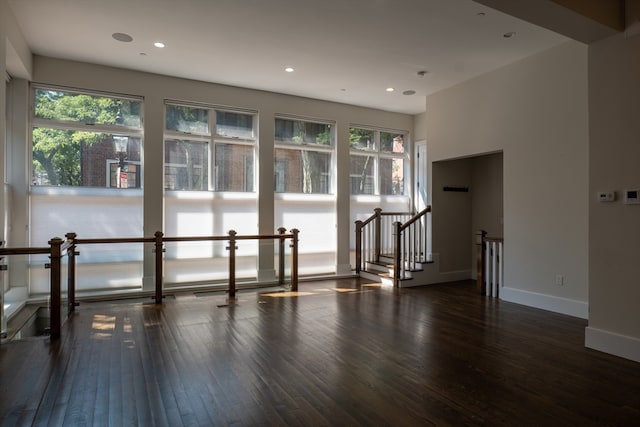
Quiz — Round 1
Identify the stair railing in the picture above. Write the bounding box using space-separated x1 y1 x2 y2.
355 206 431 286
475 230 504 297
355 208 413 275
393 206 431 286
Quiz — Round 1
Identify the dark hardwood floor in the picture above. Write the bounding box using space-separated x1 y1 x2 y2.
1 279 639 426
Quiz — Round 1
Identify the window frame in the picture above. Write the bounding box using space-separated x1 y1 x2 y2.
274 115 336 195
30 84 144 190
163 101 258 192
349 126 409 196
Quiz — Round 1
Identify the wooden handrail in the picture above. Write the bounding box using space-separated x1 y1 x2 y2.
399 206 431 232
0 247 51 256
1 229 300 341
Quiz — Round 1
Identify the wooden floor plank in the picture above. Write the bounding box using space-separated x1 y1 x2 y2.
1 279 639 426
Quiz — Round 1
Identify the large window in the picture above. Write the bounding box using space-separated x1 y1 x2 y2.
32 87 143 188
274 117 334 194
164 103 256 191
349 127 407 195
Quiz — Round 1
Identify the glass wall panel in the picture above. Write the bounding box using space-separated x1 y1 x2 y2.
214 143 254 192
275 118 331 146
349 155 375 195
380 158 404 195
166 104 209 134
165 139 208 191
34 88 142 127
216 111 254 139
349 128 375 152
274 149 331 194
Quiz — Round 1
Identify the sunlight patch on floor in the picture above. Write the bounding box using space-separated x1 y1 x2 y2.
260 291 316 298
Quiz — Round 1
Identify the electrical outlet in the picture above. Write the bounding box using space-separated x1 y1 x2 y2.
555 275 564 286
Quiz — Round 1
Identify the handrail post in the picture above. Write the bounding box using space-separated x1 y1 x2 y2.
277 227 287 285
0 241 6 339
476 230 487 294
48 237 63 339
154 231 164 303
290 229 299 292
65 232 78 314
227 230 237 298
393 222 402 287
374 208 382 263
354 220 363 274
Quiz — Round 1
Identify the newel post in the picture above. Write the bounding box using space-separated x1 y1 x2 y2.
354 220 363 274
278 227 287 285
374 208 382 263
476 230 487 294
227 230 237 298
65 232 78 313
48 237 64 339
154 231 164 304
290 228 299 292
393 221 402 287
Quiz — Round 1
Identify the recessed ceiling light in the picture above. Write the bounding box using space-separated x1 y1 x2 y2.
139 52 147 56
386 87 395 92
285 67 295 72
417 70 428 77
477 12 486 17
112 32 133 43
402 90 416 96
154 41 166 48
503 32 516 38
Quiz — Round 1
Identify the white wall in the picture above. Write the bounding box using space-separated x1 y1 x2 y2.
426 41 589 318
432 158 472 273
471 152 504 276
587 32 640 362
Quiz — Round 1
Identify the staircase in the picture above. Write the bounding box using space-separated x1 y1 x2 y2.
360 254 430 287
355 207 434 287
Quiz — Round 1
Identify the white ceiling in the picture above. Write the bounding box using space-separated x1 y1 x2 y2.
8 0 568 114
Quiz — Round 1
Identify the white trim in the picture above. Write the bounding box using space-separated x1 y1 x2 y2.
500 287 588 319
165 99 258 115
275 113 336 126
585 327 640 363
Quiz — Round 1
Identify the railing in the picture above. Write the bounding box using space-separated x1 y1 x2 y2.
355 206 431 287
475 230 504 297
0 236 75 338
0 229 299 340
355 208 413 274
393 206 431 286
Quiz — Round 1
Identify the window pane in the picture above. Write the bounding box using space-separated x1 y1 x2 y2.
274 149 331 193
349 128 375 152
275 118 331 145
32 128 141 187
380 158 404 195
216 111 254 139
380 132 405 153
164 139 209 191
214 143 254 192
350 155 374 194
34 88 141 127
166 104 209 134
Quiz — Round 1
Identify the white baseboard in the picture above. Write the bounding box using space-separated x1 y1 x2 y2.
585 327 640 363
500 287 588 319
